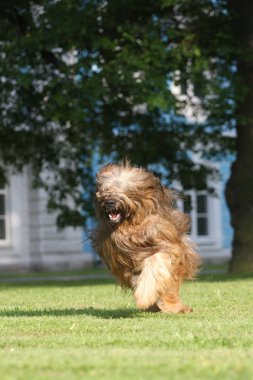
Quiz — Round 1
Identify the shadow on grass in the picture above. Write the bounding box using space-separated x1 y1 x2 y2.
197 273 253 282
1 274 252 288
0 306 139 319
0 278 116 287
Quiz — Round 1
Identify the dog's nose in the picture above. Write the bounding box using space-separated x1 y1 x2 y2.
106 200 115 208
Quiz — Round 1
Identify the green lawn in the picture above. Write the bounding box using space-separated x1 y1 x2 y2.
0 272 252 380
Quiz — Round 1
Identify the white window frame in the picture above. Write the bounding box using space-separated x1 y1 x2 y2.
0 185 10 245
180 190 215 245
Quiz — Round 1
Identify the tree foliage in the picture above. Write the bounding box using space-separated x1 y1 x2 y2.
0 0 238 227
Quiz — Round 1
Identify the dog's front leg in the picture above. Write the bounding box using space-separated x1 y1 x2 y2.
131 271 159 311
131 252 172 311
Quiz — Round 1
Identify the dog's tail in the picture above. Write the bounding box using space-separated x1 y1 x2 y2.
179 236 202 279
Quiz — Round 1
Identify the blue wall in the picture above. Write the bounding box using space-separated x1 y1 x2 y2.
220 160 234 249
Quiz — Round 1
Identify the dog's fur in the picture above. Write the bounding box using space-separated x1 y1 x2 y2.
91 161 201 313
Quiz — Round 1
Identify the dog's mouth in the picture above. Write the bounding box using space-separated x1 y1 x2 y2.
107 211 122 223
96 196 127 225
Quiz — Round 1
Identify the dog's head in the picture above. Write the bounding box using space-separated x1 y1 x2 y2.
95 161 174 227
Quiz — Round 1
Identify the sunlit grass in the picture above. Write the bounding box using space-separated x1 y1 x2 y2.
0 271 252 379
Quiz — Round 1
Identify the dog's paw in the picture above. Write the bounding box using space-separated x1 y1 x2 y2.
178 304 193 313
157 299 193 313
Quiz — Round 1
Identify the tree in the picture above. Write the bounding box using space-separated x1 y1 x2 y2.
225 0 253 273
0 1 251 272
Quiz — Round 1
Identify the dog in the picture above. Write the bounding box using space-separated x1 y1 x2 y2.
91 161 200 313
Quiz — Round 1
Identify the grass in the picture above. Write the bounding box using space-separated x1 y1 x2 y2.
0 271 252 380
0 266 109 278
0 261 229 279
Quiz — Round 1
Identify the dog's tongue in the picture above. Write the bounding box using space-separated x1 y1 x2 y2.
109 212 121 222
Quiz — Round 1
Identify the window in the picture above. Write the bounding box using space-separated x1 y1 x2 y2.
182 191 209 239
196 194 208 236
0 185 8 241
183 194 192 234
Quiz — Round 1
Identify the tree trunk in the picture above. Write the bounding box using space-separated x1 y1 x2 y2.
225 0 253 273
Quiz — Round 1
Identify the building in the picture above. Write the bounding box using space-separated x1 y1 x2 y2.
178 159 233 263
0 162 233 272
0 167 93 272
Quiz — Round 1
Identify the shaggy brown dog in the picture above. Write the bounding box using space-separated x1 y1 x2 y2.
91 161 200 313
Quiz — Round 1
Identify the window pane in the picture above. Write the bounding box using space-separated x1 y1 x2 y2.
183 195 192 214
0 219 6 239
197 217 208 236
197 194 207 214
0 194 5 216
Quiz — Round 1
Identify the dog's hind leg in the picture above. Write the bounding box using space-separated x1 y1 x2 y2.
132 252 193 313
156 277 193 313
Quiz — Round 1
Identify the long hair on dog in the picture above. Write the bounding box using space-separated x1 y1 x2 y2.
91 161 201 313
